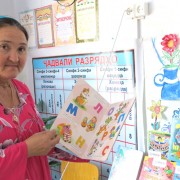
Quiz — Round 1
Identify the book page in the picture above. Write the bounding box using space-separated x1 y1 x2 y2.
51 78 135 160
51 78 110 159
86 97 135 161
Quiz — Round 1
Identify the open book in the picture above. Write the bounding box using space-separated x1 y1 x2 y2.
50 78 135 161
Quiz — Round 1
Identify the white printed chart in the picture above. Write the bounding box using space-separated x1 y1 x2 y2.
32 50 137 179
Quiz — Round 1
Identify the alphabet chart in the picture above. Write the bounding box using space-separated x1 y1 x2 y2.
32 50 137 179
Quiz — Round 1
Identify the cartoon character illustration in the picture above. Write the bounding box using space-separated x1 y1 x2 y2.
81 116 97 132
75 88 89 107
63 125 72 143
114 102 128 120
86 116 97 132
56 123 72 143
56 123 66 138
81 117 88 127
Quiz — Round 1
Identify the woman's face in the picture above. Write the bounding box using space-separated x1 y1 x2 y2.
0 26 28 81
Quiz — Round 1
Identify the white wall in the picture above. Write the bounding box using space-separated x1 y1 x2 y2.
142 0 180 38
0 0 15 17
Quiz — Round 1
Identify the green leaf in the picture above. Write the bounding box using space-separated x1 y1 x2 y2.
162 50 171 59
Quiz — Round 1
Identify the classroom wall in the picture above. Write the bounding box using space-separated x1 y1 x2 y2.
1 0 180 179
12 0 137 96
1 0 179 160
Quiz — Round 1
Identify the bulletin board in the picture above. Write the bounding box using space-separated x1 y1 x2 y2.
32 50 137 179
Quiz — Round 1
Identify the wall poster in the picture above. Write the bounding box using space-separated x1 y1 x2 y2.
19 10 37 49
35 5 55 48
32 50 136 179
75 0 99 43
52 1 76 46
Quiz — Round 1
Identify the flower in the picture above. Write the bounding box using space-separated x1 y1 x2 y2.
160 34 180 67
148 100 166 119
161 34 178 55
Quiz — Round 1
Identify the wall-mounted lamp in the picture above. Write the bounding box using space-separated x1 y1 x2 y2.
54 0 77 7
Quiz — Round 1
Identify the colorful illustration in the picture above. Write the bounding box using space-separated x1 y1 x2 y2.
35 6 55 48
148 131 170 159
139 156 176 180
50 78 135 161
168 108 180 162
148 100 167 130
95 101 128 141
74 87 89 109
52 1 76 46
81 116 97 132
152 34 180 100
81 117 88 127
56 123 72 143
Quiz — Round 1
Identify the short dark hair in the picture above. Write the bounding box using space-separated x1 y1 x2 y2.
0 17 29 41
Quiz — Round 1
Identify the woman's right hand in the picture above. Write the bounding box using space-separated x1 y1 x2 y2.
25 129 60 157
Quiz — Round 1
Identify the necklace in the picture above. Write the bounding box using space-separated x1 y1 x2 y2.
2 82 20 123
9 83 19 123
9 107 20 122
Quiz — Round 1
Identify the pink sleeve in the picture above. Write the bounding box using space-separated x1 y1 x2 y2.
0 142 28 179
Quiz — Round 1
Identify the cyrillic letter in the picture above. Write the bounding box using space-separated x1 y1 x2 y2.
102 146 109 156
94 103 103 113
118 113 125 123
66 103 78 116
108 107 114 116
76 136 85 148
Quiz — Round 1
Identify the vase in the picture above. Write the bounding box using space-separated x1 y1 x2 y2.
154 67 180 100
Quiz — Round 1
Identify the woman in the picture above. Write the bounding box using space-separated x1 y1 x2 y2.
0 17 60 179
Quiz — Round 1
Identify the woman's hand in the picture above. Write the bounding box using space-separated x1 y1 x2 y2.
25 129 60 157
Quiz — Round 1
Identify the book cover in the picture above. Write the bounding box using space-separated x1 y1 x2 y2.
168 108 180 162
50 78 135 161
139 156 176 180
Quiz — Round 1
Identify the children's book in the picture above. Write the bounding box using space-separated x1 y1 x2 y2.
139 156 176 180
148 131 170 159
50 78 135 161
108 145 144 180
168 108 180 162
